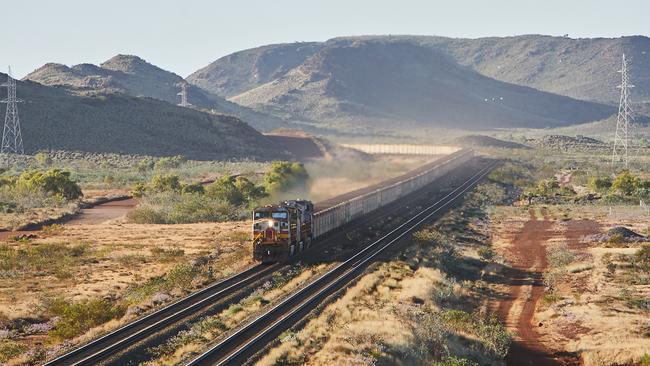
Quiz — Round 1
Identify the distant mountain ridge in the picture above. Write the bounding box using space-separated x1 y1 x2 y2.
189 38 615 134
2 73 289 160
189 35 650 105
25 55 286 131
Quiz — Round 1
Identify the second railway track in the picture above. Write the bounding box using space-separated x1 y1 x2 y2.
187 161 498 366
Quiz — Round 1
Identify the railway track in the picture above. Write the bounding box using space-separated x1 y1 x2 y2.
43 264 280 366
186 161 498 366
43 153 482 366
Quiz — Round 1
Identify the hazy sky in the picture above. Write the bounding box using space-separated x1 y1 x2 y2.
5 0 650 78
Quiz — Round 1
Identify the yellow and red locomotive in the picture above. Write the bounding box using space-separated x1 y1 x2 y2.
252 200 314 262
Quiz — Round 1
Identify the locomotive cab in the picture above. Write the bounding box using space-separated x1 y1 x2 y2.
252 200 313 262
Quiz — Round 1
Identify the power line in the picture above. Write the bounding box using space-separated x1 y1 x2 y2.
612 54 634 168
177 82 191 107
1 66 24 155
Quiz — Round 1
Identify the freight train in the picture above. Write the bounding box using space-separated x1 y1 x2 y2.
251 149 473 263
252 200 314 262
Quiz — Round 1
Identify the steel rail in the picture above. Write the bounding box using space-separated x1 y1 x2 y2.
44 263 279 366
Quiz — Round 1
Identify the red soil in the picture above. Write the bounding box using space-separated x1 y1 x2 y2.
497 208 567 366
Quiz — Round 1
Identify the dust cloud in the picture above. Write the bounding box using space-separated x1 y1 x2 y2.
304 155 433 203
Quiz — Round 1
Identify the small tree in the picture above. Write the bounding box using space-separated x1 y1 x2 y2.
205 176 244 205
150 174 181 192
14 169 82 200
263 161 309 194
588 176 612 192
234 176 267 203
612 170 640 196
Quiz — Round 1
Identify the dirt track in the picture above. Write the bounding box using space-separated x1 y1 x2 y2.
72 198 137 225
497 208 559 366
0 198 137 240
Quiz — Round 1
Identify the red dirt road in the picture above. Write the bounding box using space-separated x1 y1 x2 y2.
71 198 137 225
497 208 560 366
0 198 137 240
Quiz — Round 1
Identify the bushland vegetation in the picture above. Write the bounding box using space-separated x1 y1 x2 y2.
0 168 83 229
129 161 309 224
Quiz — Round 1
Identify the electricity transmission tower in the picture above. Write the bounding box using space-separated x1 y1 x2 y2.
1 66 24 155
177 82 191 107
611 54 634 168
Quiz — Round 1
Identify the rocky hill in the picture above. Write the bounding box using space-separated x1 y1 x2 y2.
192 39 614 135
24 55 286 131
189 43 323 98
190 35 650 106
1 73 289 160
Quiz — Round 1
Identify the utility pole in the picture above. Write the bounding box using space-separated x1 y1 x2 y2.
612 54 634 168
1 66 24 155
177 82 191 107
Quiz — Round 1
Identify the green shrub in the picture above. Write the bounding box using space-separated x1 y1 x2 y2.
0 242 89 275
0 339 27 363
263 161 309 194
127 263 199 302
234 176 267 203
533 179 560 197
640 353 650 366
205 176 245 205
128 192 242 224
150 174 181 193
612 170 640 196
589 176 612 192
181 182 205 194
441 310 511 358
154 155 186 170
412 229 446 246
127 206 168 224
43 297 125 340
131 182 147 198
442 309 473 330
433 357 479 366
13 169 82 200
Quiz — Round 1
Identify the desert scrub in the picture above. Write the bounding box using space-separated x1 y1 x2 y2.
487 161 534 188
128 192 243 224
433 357 480 366
126 263 201 303
150 247 185 262
0 242 89 279
543 243 574 292
129 173 267 224
0 339 28 363
441 310 512 358
41 297 126 340
0 169 82 212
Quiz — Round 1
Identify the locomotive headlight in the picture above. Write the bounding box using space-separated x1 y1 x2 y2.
268 219 274 227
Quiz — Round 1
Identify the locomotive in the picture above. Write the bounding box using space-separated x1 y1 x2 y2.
252 200 314 262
